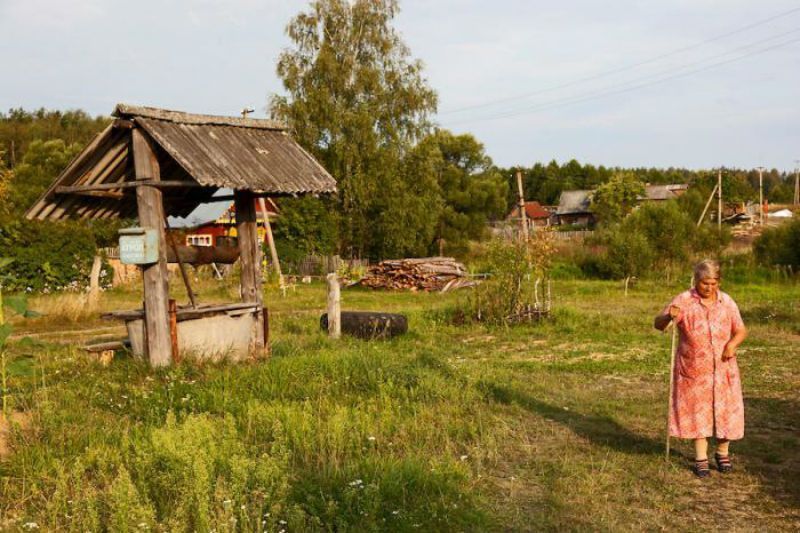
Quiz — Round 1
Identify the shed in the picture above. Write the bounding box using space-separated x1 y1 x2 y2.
639 183 688 202
555 190 595 226
25 104 336 367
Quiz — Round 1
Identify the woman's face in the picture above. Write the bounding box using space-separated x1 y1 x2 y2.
695 277 720 298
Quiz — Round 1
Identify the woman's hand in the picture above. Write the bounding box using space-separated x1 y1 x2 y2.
654 305 681 331
722 344 737 361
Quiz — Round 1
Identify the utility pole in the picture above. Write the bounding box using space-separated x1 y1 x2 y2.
516 170 529 242
757 166 765 226
794 160 800 206
717 169 723 228
241 107 255 118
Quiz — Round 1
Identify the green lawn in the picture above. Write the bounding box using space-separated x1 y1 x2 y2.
1 275 798 531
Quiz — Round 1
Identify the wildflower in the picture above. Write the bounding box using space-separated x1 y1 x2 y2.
22 523 39 530
460 455 469 461
278 519 287 525
367 436 376 441
240 504 246 510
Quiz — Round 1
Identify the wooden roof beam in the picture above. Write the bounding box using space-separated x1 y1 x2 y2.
55 180 207 194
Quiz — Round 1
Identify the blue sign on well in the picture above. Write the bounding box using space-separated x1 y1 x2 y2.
119 227 160 265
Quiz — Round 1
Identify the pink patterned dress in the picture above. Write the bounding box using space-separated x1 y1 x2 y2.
662 289 746 440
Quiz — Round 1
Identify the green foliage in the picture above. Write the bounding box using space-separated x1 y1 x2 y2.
371 137 443 258
503 161 796 210
5 139 82 218
273 196 339 264
596 228 654 279
428 130 508 255
0 220 98 291
271 0 438 258
753 219 800 269
584 200 730 280
464 235 555 325
0 107 109 170
590 171 645 225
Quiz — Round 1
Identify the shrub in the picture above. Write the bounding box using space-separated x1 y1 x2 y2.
753 219 800 269
0 220 98 291
462 233 555 325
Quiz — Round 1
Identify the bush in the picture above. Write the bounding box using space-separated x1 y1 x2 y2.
753 219 800 269
462 234 555 325
0 219 98 291
578 200 731 280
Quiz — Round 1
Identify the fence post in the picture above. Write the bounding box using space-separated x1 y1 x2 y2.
326 273 341 339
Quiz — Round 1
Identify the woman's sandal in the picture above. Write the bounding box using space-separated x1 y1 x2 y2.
692 458 711 478
715 452 733 474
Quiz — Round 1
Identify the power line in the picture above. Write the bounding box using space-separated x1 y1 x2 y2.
439 5 800 116
446 27 800 123
443 35 800 126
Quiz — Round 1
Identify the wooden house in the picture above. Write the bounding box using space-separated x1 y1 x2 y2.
507 201 553 228
183 198 279 247
555 190 595 226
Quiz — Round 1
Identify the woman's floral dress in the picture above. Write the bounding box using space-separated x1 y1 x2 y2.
662 289 746 440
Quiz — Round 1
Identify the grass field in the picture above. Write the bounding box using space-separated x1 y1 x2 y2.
1 273 798 531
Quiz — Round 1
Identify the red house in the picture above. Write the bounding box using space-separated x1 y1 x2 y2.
508 201 553 227
184 198 279 247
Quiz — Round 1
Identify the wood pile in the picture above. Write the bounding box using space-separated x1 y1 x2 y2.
356 257 476 292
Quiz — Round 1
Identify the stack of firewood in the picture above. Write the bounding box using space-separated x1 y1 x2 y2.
356 257 476 292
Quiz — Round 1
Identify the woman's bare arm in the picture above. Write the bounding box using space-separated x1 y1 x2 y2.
722 326 748 360
654 305 680 331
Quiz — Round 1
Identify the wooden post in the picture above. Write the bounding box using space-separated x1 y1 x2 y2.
88 255 102 305
164 220 197 308
132 128 172 367
258 197 284 289
696 184 718 227
326 273 341 339
759 176 765 226
516 170 529 242
235 190 265 355
262 307 270 355
168 299 179 363
718 169 723 228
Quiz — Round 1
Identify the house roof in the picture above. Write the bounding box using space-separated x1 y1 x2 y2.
640 183 688 201
510 201 551 220
25 104 337 221
556 190 594 215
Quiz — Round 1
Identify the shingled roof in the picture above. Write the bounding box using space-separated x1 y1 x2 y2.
556 190 594 215
25 104 337 221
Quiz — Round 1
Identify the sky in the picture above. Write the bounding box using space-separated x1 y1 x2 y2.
1 0 799 171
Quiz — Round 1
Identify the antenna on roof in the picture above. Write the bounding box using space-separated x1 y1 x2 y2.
241 107 255 118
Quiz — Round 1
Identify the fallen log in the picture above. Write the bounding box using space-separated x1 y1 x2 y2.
320 311 408 339
166 245 240 265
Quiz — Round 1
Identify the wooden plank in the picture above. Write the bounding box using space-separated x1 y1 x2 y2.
234 190 265 355
55 179 204 194
259 197 284 288
169 299 180 363
102 302 259 321
133 128 173 368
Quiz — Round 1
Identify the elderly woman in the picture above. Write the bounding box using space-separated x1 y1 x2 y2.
654 259 748 478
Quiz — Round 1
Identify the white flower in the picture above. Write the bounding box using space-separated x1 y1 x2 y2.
22 523 39 530
460 455 469 461
367 436 376 441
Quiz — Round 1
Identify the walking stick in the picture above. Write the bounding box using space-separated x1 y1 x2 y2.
666 321 678 460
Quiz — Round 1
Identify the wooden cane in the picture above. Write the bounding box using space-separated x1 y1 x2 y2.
666 321 678 460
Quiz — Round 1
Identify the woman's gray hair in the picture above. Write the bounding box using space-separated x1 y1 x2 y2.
693 259 721 283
